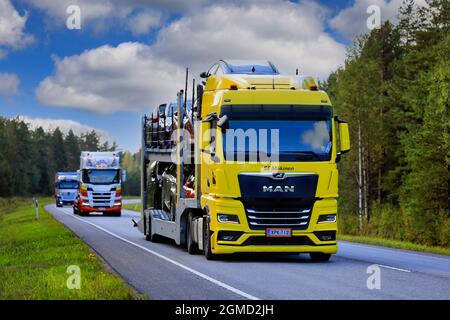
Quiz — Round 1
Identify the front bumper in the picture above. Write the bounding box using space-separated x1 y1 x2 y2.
76 198 122 213
203 196 338 255
211 231 337 254
56 197 76 206
78 205 121 213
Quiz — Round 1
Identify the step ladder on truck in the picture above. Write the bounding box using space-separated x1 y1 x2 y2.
138 60 351 261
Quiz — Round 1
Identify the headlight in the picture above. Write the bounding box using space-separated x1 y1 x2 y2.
317 214 336 224
217 214 240 224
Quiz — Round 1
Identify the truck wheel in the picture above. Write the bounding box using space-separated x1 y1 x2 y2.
79 210 88 217
187 212 199 255
146 232 161 242
310 252 331 262
203 217 216 260
73 207 78 215
114 211 122 217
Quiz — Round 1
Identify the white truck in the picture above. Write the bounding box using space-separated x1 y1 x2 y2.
73 152 126 216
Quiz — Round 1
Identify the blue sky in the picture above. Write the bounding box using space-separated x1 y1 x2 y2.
0 0 409 152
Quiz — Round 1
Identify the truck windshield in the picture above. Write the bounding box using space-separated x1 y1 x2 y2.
222 107 332 162
58 181 78 189
82 169 120 185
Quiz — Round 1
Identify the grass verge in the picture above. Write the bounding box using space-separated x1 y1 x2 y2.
122 202 142 212
338 234 450 256
0 197 144 299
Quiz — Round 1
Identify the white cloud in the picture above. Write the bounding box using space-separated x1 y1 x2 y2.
36 1 346 114
23 0 206 33
127 10 161 35
153 1 344 78
0 0 34 54
19 116 112 142
330 0 428 40
0 72 20 96
36 42 185 114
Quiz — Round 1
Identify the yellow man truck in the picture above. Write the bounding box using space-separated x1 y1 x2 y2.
138 60 350 261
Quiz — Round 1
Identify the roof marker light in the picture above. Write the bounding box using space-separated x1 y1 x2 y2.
309 83 318 91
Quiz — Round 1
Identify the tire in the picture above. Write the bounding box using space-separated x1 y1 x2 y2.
79 210 88 217
310 252 331 262
113 210 121 217
73 207 78 215
146 232 161 242
203 216 216 260
187 212 199 255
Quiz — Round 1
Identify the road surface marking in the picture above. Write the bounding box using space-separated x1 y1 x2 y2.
377 264 411 273
57 207 260 300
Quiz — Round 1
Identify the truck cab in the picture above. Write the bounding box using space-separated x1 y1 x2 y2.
55 172 78 207
73 152 126 217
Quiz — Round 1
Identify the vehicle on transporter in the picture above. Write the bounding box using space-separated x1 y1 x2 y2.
54 172 78 207
73 151 126 217
138 60 351 261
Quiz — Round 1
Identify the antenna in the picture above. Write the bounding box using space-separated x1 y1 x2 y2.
191 77 195 123
184 68 188 126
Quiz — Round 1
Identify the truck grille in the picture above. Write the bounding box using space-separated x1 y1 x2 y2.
244 199 313 230
246 208 311 229
237 172 318 231
91 192 112 207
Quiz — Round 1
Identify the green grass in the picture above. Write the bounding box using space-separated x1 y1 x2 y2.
122 202 142 212
338 234 450 256
0 197 144 299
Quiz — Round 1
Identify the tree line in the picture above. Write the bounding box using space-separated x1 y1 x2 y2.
0 116 142 197
322 0 449 246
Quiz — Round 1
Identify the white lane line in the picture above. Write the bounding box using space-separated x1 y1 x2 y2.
56 207 260 300
377 264 411 273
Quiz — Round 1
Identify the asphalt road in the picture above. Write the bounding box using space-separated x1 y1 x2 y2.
47 204 450 300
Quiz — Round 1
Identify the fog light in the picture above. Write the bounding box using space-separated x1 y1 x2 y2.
217 214 240 224
218 231 243 241
314 231 336 241
318 214 336 224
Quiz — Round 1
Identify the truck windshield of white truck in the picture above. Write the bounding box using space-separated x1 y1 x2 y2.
82 169 120 185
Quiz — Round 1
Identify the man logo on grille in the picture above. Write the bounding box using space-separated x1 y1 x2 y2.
272 172 285 180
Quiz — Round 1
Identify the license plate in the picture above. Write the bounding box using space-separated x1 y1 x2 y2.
266 228 292 238
98 207 105 211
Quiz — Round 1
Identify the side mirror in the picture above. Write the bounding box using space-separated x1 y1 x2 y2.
339 122 351 153
121 170 127 182
335 117 350 163
200 71 209 79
